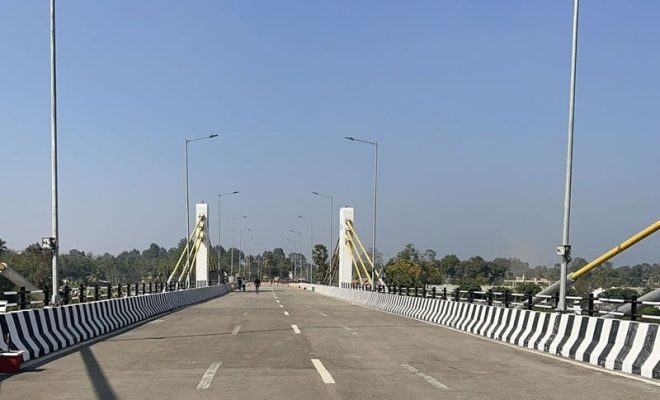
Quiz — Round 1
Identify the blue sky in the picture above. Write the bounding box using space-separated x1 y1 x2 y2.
1 1 658 267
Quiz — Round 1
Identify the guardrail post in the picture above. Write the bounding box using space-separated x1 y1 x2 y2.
487 289 493 306
431 287 436 299
142 282 146 295
527 294 533 310
107 282 112 299
630 296 638 321
454 288 460 302
503 291 510 308
414 287 418 297
94 284 100 301
79 284 85 303
422 286 427 298
442 287 447 300
587 293 594 316
118 283 122 298
149 282 152 294
553 292 559 309
467 290 474 303
63 285 70 305
44 285 50 306
18 287 27 310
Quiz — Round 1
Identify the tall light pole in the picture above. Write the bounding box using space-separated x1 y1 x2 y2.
312 191 334 284
231 215 246 276
558 0 580 312
49 0 60 305
345 136 378 288
298 216 313 282
217 191 239 267
290 229 303 280
185 134 218 273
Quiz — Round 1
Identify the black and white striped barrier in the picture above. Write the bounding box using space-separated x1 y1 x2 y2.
0 284 234 363
301 284 660 381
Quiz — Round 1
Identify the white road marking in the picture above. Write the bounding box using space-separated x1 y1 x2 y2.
320 312 328 317
150 319 164 323
291 324 301 334
231 325 241 335
343 326 357 335
306 305 311 308
400 363 449 390
276 300 280 303
311 359 335 384
284 311 290 316
279 304 284 308
196 362 222 390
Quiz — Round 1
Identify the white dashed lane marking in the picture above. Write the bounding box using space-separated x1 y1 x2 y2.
319 312 328 317
291 324 301 334
343 326 357 335
196 362 222 390
311 359 335 384
231 325 241 335
400 363 449 390
284 311 290 316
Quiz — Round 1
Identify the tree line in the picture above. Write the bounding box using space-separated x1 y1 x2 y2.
0 238 657 298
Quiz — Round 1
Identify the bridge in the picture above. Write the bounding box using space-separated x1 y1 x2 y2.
1 206 659 400
1 285 659 400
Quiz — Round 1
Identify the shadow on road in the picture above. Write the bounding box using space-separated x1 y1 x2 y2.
80 347 118 400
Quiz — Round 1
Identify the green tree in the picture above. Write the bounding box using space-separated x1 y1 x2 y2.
515 282 542 297
439 254 460 281
602 288 640 299
386 259 422 287
312 244 328 282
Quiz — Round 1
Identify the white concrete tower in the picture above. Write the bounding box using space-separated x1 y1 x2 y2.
195 203 209 287
338 207 354 288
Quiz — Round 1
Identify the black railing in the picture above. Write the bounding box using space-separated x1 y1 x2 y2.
332 283 660 322
0 280 229 312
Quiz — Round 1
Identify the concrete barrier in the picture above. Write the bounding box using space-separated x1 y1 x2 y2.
300 284 660 380
0 284 234 362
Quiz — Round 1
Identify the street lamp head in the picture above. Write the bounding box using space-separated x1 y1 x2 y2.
345 136 355 141
232 191 239 194
312 191 319 195
209 134 219 138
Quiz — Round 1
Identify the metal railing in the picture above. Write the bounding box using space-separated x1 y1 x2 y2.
0 280 225 312
342 283 660 323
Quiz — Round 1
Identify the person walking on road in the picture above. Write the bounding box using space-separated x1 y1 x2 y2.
254 277 261 294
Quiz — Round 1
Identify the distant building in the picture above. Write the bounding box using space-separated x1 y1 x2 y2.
502 275 551 289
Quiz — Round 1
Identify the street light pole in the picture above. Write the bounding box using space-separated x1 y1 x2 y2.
312 191 334 285
185 134 218 276
231 216 246 277
345 136 378 288
298 216 313 282
50 0 60 305
558 0 580 312
217 191 239 272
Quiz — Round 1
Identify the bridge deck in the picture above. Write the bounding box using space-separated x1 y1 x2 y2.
1 286 658 399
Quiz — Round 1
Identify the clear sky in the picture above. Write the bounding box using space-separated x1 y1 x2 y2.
1 1 658 267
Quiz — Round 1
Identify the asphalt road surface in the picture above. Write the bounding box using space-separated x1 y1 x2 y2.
1 285 659 399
